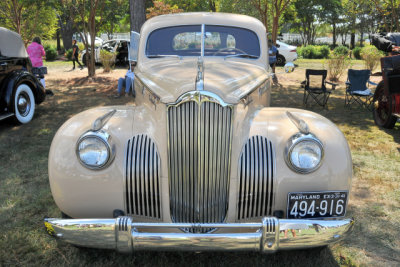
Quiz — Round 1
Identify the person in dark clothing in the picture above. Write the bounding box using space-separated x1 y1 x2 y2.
72 40 83 70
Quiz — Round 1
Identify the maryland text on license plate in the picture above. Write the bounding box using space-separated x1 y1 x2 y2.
287 191 348 219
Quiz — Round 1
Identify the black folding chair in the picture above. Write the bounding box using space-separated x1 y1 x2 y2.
345 69 377 110
302 69 337 109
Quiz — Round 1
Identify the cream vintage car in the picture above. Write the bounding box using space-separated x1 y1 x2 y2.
44 13 354 253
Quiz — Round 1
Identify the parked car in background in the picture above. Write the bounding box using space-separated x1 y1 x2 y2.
0 27 46 124
80 39 129 66
72 33 103 47
276 40 297 66
44 13 354 254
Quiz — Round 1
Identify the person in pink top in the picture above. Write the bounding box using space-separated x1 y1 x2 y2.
27 37 45 67
27 37 46 87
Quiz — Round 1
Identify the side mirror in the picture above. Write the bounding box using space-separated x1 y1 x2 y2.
129 31 140 62
284 62 295 73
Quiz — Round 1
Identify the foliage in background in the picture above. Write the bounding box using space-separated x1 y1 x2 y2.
65 49 73 61
326 54 351 82
360 45 384 71
333 45 349 56
0 0 58 45
99 0 129 40
44 44 58 61
99 50 115 72
146 1 184 19
352 46 362 59
164 0 217 12
297 45 330 59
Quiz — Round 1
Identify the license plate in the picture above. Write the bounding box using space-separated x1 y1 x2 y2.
287 191 348 219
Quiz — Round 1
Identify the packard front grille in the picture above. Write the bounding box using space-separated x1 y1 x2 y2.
237 136 275 220
168 100 233 230
125 135 161 219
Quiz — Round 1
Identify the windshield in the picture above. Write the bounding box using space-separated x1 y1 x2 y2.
146 25 260 58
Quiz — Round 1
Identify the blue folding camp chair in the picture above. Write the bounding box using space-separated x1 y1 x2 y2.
345 69 377 110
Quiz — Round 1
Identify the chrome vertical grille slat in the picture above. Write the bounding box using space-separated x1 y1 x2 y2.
237 136 275 220
168 95 233 233
125 135 161 219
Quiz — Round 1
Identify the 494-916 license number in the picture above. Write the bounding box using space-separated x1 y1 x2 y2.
287 191 348 219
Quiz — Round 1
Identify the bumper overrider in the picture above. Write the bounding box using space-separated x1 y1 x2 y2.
44 217 354 252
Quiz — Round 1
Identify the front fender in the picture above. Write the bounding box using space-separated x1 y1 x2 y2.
1 70 45 110
248 107 352 214
48 106 135 218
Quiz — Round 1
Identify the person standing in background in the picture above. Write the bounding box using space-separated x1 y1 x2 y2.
27 36 46 87
72 40 83 70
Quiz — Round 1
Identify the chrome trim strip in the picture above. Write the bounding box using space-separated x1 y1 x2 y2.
44 217 354 252
168 90 233 107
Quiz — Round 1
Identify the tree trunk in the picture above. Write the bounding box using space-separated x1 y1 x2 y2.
332 24 337 48
272 16 279 44
56 29 61 52
60 19 74 51
130 0 146 33
360 32 364 47
350 32 355 49
209 0 216 12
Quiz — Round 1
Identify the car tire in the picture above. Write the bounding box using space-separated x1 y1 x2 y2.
12 83 35 124
276 54 286 66
372 81 397 129
82 53 87 66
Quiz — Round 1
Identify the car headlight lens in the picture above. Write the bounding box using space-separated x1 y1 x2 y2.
286 134 323 173
76 131 114 169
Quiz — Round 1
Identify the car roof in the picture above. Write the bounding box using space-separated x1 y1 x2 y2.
0 27 28 58
141 12 266 38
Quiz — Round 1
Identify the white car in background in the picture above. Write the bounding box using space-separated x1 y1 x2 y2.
276 40 297 66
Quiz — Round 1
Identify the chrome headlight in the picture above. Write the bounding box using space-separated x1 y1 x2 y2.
285 133 323 174
76 131 115 170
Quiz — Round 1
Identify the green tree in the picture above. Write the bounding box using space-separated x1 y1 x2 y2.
0 0 58 45
164 0 217 12
100 0 129 39
371 0 400 32
323 0 343 47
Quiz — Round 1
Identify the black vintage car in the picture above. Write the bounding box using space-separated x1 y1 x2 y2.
0 27 46 124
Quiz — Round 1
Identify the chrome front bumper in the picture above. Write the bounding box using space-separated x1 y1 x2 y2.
44 217 354 253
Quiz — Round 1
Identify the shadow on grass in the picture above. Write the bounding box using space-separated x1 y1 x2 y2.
67 246 339 267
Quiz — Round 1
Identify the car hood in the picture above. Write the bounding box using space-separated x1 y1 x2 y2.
136 58 269 104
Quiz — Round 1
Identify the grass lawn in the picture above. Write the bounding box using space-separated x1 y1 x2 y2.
0 59 399 266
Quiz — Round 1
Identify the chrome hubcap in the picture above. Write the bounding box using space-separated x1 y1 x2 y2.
17 92 30 116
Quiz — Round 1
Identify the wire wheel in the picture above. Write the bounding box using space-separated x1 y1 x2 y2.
372 81 397 129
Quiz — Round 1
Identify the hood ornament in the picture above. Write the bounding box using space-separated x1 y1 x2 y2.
91 109 116 131
286 111 310 134
196 24 205 91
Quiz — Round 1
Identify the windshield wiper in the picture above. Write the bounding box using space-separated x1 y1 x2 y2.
147 54 183 59
224 53 258 59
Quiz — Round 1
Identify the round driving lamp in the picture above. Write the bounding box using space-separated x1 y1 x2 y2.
76 131 114 169
285 133 323 174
